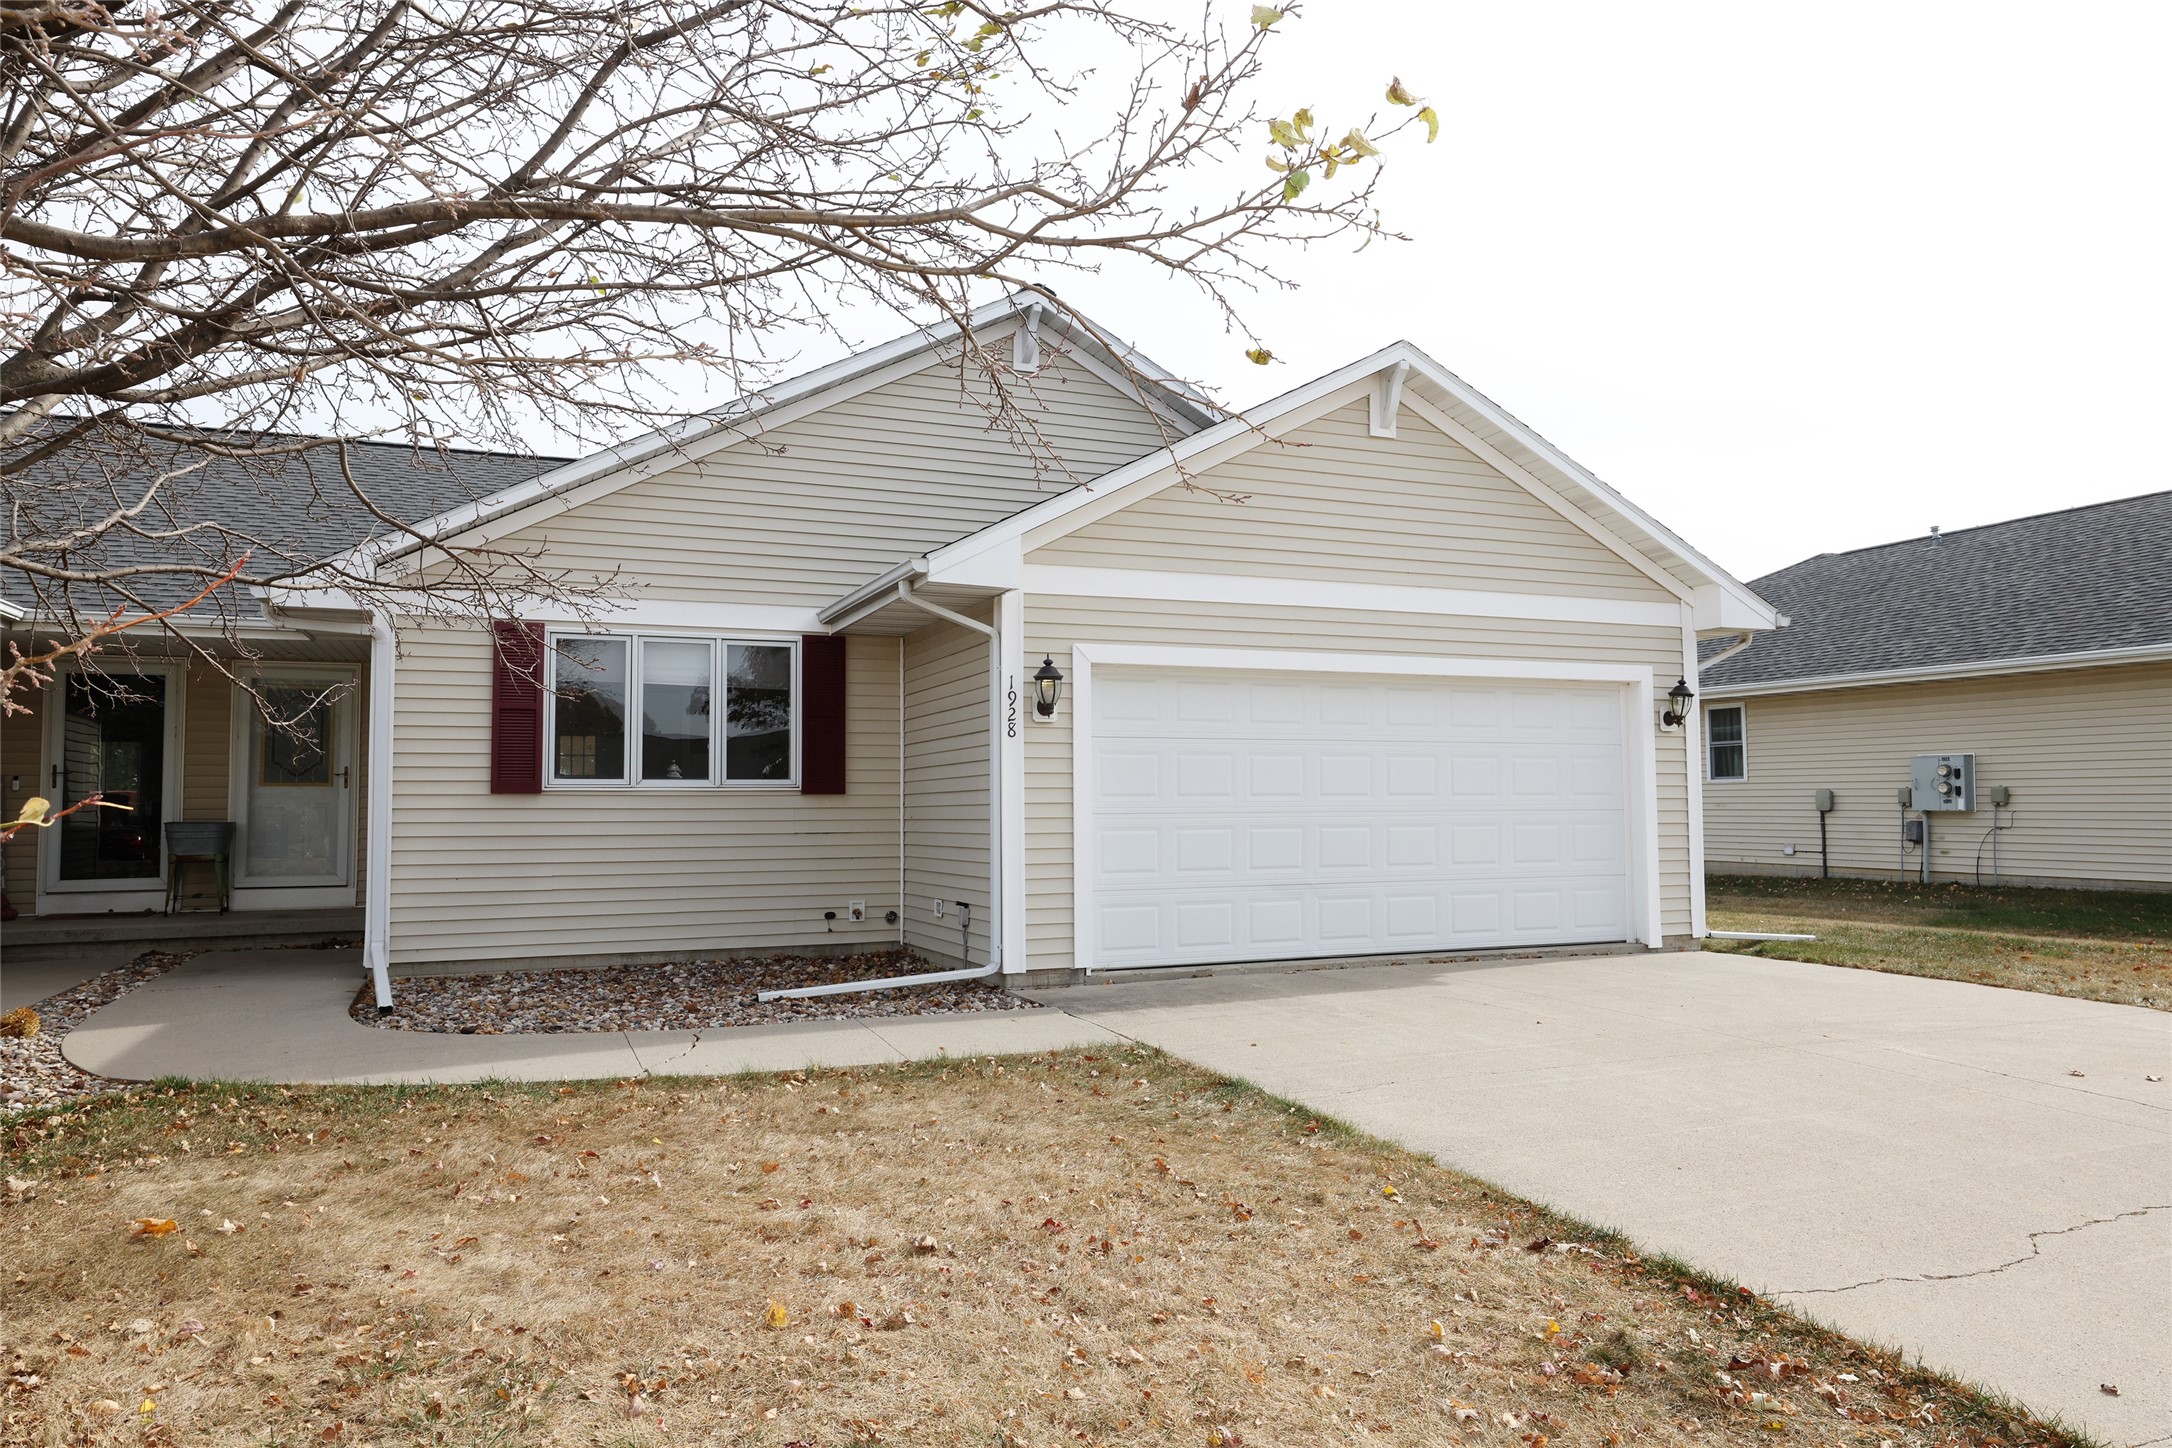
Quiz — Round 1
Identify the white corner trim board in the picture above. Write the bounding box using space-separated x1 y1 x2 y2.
1067 643 1665 976
1020 565 1682 628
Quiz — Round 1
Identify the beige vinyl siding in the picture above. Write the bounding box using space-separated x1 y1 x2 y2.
1 702 36 907
167 663 232 908
474 358 1175 608
384 624 904 965
902 612 993 964
1702 663 2172 887
1032 401 1676 602
1020 596 1695 973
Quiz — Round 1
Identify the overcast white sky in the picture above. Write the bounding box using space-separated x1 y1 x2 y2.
1019 1 2170 582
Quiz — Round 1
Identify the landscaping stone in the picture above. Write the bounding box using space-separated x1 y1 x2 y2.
0 952 179 1110
355 947 1036 1034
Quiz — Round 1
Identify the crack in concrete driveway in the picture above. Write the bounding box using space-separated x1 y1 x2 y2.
1774 1204 2172 1295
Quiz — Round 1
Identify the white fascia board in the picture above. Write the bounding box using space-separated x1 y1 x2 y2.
0 595 24 622
1022 564 1683 628
1700 642 2172 699
921 351 1406 578
1398 344 1775 618
1691 582 1783 633
270 582 823 635
1072 641 1655 686
1399 393 1694 604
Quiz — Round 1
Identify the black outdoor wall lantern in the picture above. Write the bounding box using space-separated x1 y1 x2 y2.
1032 655 1065 720
1660 676 1694 729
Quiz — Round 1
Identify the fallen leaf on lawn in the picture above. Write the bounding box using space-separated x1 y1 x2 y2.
131 1219 178 1237
2100 1384 2120 1397
1447 1398 1480 1422
1430 1320 1444 1340
760 1161 781 1174
1525 1235 1555 1252
764 1301 789 1329
217 1219 241 1234
913 1234 939 1253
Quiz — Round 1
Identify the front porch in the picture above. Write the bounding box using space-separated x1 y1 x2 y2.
1 636 372 935
2 904 363 965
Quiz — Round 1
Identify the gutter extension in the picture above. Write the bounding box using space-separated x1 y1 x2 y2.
758 576 1005 1003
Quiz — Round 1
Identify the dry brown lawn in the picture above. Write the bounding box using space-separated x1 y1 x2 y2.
4 1051 2082 1448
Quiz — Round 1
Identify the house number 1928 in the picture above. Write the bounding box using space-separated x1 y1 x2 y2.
1005 676 1018 738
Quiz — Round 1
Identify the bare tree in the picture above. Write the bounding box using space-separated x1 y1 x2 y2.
0 0 1433 704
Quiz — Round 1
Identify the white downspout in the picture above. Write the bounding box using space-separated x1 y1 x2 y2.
758 579 1004 1002
363 611 397 1011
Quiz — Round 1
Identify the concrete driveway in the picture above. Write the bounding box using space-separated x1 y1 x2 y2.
1041 952 2172 1448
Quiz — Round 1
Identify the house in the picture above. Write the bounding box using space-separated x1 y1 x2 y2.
3 297 1781 1001
1698 492 2172 889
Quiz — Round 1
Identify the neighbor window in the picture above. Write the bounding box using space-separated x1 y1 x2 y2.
1706 704 1746 781
548 634 793 787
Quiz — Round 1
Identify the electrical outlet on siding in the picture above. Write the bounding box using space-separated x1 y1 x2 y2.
848 900 865 922
932 898 945 919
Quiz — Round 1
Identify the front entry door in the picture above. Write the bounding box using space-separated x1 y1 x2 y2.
231 673 356 894
43 669 180 905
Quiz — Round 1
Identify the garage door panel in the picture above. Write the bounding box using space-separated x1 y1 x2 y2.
1090 669 1633 968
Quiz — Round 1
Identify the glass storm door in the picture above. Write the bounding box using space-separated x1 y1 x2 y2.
54 672 169 885
236 679 354 887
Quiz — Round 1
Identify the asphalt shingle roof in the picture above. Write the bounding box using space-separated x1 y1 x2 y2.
1 427 563 620
1701 490 2172 690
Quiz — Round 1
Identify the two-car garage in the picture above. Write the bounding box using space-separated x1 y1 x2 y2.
1079 656 1650 971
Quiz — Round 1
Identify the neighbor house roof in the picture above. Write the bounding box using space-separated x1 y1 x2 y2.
0 426 561 621
1700 490 2172 695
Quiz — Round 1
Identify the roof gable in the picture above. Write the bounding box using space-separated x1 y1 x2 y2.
349 295 1208 585
1031 397 1676 601
875 342 1776 631
453 349 1184 610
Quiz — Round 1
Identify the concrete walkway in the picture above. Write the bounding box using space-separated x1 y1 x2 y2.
60 947 1128 1084
54 944 2172 1444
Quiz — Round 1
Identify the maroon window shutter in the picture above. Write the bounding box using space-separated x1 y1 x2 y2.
800 634 847 795
490 620 546 794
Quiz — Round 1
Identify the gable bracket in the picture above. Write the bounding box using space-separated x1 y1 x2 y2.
1011 303 1043 372
1369 360 1410 439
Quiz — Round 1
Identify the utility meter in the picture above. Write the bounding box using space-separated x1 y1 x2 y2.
1910 753 1975 812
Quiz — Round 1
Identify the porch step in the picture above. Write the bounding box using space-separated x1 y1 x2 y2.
1 907 363 964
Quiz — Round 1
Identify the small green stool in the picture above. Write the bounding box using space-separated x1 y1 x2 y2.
164 821 235 914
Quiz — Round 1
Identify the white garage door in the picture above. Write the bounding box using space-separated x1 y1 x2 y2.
1088 668 1631 969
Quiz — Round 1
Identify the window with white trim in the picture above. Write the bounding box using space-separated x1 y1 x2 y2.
1705 703 1746 782
546 634 795 787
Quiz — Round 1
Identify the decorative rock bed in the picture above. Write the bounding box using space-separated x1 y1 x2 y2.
354 947 1037 1034
0 953 180 1111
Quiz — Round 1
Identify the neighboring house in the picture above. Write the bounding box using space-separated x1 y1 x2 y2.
2 297 1780 998
1699 492 2172 890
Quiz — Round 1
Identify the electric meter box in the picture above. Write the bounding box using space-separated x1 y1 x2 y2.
1910 752 1975 812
